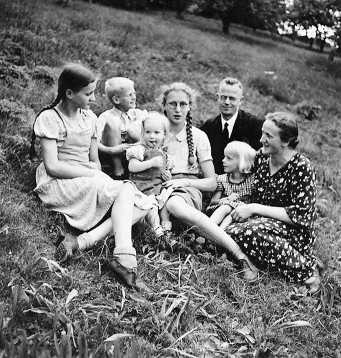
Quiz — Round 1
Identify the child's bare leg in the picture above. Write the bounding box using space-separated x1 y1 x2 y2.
103 121 125 177
146 206 163 236
166 196 255 265
160 205 172 231
210 205 232 225
219 214 233 231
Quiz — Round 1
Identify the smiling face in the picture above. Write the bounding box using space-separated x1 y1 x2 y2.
69 81 96 109
217 83 243 119
222 149 240 174
143 117 166 149
260 119 286 156
164 90 190 127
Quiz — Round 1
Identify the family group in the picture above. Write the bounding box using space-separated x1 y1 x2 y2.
31 63 322 294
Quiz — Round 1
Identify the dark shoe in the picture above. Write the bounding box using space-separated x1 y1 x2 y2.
55 234 79 263
239 258 259 282
107 256 137 288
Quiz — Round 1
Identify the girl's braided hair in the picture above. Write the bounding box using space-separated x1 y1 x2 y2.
30 63 96 159
157 82 198 165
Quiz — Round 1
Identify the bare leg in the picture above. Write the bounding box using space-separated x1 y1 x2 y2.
219 214 233 231
166 196 254 263
160 205 172 231
77 205 146 250
210 205 232 225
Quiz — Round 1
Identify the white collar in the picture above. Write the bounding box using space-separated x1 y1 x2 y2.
221 111 238 131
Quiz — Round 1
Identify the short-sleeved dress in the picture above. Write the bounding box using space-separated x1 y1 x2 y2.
126 143 170 196
225 152 317 282
34 108 149 232
207 173 254 212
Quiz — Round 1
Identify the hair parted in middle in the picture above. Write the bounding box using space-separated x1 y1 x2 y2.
104 77 134 103
157 82 199 165
224 141 256 174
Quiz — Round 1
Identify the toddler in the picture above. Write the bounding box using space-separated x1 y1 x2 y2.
207 141 256 230
126 111 173 238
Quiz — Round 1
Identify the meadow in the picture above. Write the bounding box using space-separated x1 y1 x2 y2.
0 0 340 357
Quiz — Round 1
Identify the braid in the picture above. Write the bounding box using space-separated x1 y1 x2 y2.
186 111 195 165
29 94 62 159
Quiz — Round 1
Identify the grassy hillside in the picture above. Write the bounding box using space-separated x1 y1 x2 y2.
0 0 340 357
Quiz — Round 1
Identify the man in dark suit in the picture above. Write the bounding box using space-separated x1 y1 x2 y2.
201 77 263 174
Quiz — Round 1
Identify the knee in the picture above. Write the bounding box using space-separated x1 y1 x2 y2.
166 197 187 219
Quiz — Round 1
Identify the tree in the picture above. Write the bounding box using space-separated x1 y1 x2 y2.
193 0 286 34
286 0 338 52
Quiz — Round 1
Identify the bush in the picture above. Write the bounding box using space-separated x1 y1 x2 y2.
0 99 34 135
248 74 295 104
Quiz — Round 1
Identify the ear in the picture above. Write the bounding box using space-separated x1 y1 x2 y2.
65 89 73 99
112 95 120 105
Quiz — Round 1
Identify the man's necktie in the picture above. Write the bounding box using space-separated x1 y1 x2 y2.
222 122 229 144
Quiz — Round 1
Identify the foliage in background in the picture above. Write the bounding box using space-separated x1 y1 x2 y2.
0 0 341 356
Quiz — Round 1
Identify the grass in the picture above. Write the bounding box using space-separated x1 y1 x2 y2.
0 0 341 356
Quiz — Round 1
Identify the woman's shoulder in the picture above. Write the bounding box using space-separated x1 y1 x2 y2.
291 152 314 173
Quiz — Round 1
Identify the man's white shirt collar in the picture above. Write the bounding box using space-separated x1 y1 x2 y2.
221 111 238 133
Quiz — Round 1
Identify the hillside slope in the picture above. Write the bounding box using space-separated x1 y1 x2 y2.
0 0 340 357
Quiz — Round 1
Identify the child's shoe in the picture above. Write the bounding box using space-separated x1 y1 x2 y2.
154 226 164 239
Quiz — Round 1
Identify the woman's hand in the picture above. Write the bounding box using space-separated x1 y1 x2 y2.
163 178 191 189
230 204 254 222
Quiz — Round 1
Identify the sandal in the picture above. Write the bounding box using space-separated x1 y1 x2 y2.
107 254 137 288
55 234 79 263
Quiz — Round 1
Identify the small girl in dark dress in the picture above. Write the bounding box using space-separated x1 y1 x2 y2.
207 141 256 230
126 112 172 237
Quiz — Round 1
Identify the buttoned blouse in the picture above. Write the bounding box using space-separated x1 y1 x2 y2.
166 126 212 176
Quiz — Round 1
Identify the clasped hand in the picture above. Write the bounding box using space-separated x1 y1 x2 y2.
230 204 254 222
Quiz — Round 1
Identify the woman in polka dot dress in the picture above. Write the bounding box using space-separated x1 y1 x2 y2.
225 111 321 293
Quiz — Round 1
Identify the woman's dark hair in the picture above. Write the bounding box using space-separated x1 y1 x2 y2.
30 63 96 158
265 111 299 149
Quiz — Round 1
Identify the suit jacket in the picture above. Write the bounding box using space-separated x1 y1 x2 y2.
201 109 263 174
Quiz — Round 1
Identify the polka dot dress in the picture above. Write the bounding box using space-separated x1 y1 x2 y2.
225 152 317 282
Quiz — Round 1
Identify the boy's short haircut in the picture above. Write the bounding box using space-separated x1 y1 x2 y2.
105 77 134 103
218 77 243 93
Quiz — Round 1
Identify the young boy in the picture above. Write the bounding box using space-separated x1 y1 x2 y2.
97 77 147 179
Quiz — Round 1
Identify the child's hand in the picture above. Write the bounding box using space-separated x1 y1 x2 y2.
113 143 133 154
151 156 164 168
227 193 239 201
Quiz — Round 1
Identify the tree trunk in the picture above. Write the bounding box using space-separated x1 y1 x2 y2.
221 13 231 34
175 0 186 19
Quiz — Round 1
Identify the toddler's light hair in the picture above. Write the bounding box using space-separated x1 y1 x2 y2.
218 77 243 94
224 141 256 174
142 111 169 135
104 77 134 103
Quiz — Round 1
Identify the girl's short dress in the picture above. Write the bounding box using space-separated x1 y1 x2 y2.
207 173 254 213
225 152 318 282
34 108 151 232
